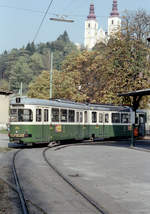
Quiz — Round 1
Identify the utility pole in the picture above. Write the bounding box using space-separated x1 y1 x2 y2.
49 51 53 99
19 82 22 96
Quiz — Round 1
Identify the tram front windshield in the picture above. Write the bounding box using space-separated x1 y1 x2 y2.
10 109 33 122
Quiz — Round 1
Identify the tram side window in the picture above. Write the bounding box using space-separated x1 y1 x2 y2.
18 109 33 122
44 109 49 122
52 108 59 122
99 113 103 123
84 111 88 123
112 113 120 123
139 114 145 124
121 113 130 123
105 113 109 123
80 112 83 123
76 112 79 123
92 112 97 123
36 109 42 122
135 115 139 125
61 109 67 122
68 110 75 122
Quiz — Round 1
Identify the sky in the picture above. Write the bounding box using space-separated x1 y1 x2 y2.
0 0 150 53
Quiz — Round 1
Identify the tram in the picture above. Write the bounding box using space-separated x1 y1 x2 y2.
9 96 141 145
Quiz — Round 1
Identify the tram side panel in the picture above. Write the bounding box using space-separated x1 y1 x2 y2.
89 110 131 139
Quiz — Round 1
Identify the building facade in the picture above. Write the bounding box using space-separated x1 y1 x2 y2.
0 90 12 130
84 0 121 50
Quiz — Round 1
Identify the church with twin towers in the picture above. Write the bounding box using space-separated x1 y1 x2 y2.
84 0 121 50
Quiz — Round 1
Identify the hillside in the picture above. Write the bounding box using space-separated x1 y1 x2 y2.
0 31 78 94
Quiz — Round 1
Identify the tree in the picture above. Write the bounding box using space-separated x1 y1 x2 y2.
122 9 150 42
27 70 86 101
96 36 150 105
25 42 36 55
0 31 77 95
62 34 150 106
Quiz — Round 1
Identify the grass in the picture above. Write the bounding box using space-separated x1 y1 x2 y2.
0 129 8 134
0 148 11 152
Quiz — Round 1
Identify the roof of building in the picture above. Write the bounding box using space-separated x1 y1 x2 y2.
87 3 96 20
110 0 119 17
0 89 13 95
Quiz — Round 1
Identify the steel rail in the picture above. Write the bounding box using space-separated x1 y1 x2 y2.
12 149 29 214
43 146 109 214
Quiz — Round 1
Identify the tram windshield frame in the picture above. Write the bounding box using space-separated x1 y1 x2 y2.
10 108 33 122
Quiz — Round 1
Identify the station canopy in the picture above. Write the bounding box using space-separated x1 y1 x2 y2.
118 89 150 111
118 89 150 97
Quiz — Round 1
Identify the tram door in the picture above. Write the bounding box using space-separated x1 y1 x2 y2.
76 111 83 139
36 108 49 143
99 112 104 138
84 111 89 138
138 113 145 136
43 108 49 142
36 108 43 143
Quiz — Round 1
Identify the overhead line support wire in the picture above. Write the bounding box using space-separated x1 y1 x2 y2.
33 0 54 43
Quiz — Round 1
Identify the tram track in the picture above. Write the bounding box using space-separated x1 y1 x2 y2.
43 144 110 214
12 149 48 214
12 149 29 214
10 140 150 214
12 140 150 214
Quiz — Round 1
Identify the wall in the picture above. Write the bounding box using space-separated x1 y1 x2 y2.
0 94 10 130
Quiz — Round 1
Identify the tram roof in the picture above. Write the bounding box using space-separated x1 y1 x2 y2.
10 97 89 110
10 97 131 112
89 104 131 112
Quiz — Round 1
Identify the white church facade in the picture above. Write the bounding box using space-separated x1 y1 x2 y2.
84 0 121 50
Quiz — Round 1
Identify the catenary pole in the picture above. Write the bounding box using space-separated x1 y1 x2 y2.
50 52 53 99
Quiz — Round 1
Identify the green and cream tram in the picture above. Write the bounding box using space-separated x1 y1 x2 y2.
9 97 134 145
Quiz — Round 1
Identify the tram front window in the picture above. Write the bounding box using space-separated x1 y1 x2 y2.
10 109 33 122
10 109 18 122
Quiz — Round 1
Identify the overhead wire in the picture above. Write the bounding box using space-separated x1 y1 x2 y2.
0 4 108 19
32 0 54 43
0 5 43 14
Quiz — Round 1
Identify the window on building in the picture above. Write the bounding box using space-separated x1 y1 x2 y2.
52 108 59 122
112 20 114 25
88 23 90 28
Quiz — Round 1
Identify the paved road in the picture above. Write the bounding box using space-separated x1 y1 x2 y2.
46 143 150 214
0 133 9 147
15 148 100 214
1 135 150 214
0 134 21 214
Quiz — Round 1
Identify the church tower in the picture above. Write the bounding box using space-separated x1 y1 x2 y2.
108 0 121 37
84 3 98 50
